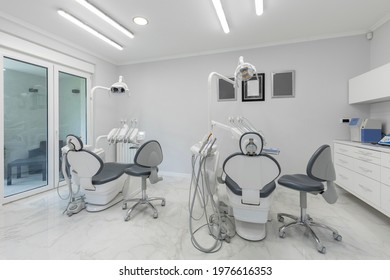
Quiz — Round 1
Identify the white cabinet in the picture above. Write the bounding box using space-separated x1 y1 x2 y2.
349 62 390 104
334 140 390 217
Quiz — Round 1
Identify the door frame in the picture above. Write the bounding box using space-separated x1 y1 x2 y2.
1 51 92 204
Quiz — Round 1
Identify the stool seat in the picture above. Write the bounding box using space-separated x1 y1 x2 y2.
124 165 154 177
278 174 324 193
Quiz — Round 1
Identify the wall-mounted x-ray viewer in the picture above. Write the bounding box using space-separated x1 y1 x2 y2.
218 77 236 101
271 70 295 98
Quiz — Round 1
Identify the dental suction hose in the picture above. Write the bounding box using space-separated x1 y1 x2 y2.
189 136 233 253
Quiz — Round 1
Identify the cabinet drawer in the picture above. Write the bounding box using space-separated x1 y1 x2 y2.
353 153 380 165
354 160 380 180
334 143 354 156
381 184 390 215
355 176 381 207
354 148 380 159
381 152 390 169
381 166 390 185
335 166 355 192
334 153 354 169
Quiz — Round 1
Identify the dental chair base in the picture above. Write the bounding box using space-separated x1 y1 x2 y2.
222 132 281 242
83 173 128 212
226 184 274 241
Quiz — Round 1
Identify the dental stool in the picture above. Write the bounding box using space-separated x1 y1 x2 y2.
221 132 281 241
277 145 342 254
65 134 132 212
122 140 165 221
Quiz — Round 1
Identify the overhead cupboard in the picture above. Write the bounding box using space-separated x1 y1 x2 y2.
349 61 390 104
333 140 390 217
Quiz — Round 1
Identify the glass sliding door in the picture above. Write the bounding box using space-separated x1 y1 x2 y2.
3 57 49 197
58 71 87 181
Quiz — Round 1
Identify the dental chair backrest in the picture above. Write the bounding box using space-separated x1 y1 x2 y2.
222 132 281 205
66 134 103 191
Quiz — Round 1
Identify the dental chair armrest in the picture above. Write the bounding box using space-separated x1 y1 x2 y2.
321 181 338 204
149 167 163 184
216 167 225 184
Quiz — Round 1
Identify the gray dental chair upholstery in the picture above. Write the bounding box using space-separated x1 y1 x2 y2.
277 144 342 254
122 140 165 221
65 134 132 211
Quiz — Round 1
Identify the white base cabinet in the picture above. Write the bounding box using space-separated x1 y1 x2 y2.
334 140 390 217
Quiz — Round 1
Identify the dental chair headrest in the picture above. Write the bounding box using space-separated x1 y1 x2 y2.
66 134 83 151
239 132 263 156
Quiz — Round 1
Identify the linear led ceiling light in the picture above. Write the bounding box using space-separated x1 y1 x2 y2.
75 0 134 39
212 0 230 34
255 0 264 16
58 10 123 50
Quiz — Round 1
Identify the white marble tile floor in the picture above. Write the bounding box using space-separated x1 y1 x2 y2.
1 176 390 260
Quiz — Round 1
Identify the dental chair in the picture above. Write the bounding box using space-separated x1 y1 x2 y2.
221 132 281 241
122 140 165 221
277 144 342 254
65 134 132 212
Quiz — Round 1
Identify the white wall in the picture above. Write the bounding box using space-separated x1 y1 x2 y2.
119 35 371 175
369 20 390 134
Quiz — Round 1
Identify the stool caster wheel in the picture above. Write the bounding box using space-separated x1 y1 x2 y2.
279 230 286 238
153 212 158 219
122 203 127 210
161 200 166 207
277 214 284 223
317 245 326 254
333 233 342 241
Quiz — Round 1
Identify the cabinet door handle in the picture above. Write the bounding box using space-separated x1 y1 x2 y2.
357 156 373 162
339 174 348 180
358 166 372 173
358 184 372 192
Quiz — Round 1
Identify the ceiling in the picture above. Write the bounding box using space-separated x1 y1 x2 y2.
1 0 390 65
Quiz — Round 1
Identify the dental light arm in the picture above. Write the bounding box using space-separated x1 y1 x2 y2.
89 76 130 146
207 72 236 127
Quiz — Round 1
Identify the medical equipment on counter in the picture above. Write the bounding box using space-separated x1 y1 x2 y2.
378 134 390 146
220 132 281 240
60 134 132 215
350 118 382 143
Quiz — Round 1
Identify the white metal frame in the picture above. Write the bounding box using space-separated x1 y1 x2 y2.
1 50 93 205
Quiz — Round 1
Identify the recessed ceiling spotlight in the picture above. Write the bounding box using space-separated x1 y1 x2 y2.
133 16 148 26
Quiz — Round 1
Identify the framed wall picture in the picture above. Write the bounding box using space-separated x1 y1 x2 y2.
271 70 295 98
242 73 265 102
217 77 236 101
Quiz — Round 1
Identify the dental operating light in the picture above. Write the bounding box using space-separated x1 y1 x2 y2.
255 0 264 16
57 10 123 50
212 0 230 34
234 56 258 87
90 76 130 145
74 0 135 39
